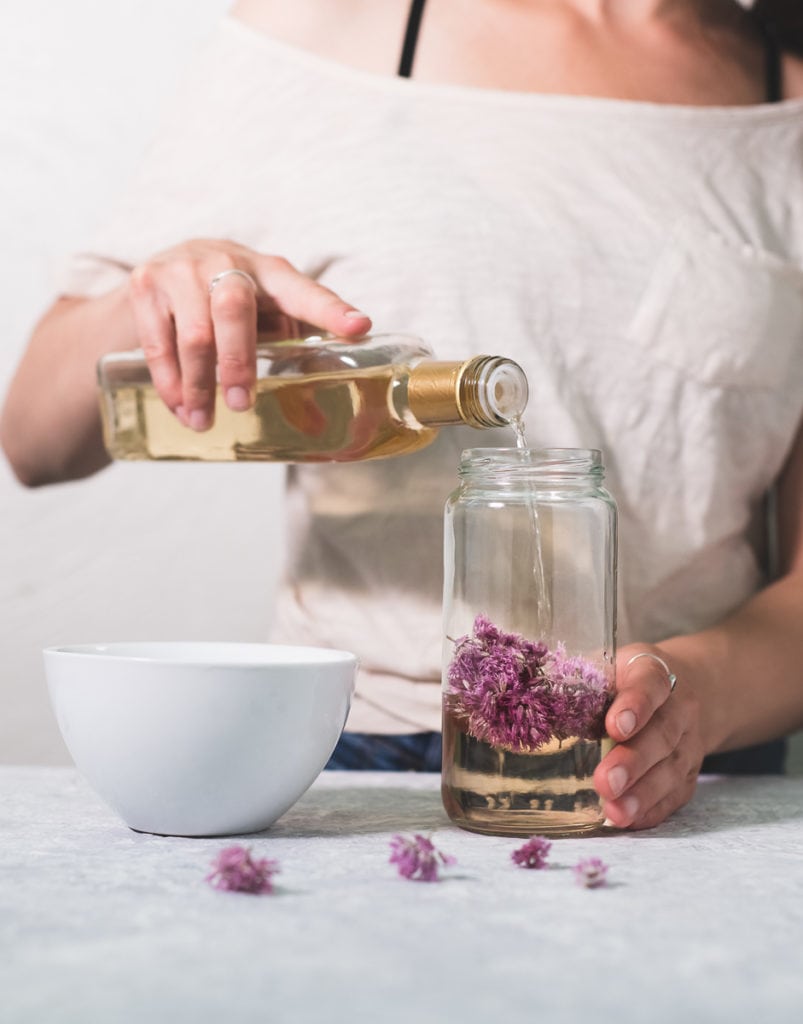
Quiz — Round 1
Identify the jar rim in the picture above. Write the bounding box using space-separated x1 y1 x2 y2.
460 446 602 469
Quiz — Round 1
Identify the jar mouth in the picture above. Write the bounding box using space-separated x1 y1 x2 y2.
460 446 602 468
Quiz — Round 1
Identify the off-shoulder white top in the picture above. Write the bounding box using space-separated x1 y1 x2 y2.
60 16 803 733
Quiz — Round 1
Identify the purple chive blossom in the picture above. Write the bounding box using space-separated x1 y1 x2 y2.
544 644 610 742
445 615 612 752
389 834 456 882
573 857 609 889
206 845 280 895
511 835 552 869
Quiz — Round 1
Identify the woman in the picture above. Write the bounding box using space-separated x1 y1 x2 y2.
3 0 803 829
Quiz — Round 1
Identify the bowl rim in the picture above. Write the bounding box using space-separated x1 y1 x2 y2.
43 641 358 669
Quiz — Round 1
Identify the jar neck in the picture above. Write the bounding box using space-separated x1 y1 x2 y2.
458 447 605 486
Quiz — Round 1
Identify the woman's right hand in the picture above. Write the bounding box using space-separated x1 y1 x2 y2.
128 239 371 430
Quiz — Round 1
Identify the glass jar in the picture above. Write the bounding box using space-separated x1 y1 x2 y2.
97 334 528 464
441 448 618 837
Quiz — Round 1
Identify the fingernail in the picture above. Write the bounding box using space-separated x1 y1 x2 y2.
175 405 187 425
189 409 210 431
616 709 637 737
225 386 251 411
607 765 628 798
343 309 369 319
622 795 639 821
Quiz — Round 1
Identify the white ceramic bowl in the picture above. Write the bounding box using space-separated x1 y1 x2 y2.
44 642 356 837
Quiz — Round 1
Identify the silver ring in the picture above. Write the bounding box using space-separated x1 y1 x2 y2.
208 268 258 295
625 652 677 692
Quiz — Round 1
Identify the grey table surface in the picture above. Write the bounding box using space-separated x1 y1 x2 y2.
1 767 802 1024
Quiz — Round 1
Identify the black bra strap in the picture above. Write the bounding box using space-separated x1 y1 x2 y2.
765 29 783 102
755 16 783 102
398 0 428 78
398 1 784 98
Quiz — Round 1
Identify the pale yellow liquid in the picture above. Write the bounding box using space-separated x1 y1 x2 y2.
100 365 437 463
441 708 606 837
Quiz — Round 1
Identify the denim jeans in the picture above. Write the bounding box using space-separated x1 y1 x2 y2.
701 739 786 774
325 731 443 771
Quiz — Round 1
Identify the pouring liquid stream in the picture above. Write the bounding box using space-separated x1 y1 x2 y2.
511 415 551 629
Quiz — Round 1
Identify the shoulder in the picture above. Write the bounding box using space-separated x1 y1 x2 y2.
228 0 411 74
784 53 803 99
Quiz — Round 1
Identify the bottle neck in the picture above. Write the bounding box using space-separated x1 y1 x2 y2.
407 356 528 428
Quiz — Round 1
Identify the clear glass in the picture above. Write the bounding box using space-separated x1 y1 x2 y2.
98 334 435 463
97 334 528 464
441 448 618 837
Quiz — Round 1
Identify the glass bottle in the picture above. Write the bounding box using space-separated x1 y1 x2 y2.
441 448 618 837
97 334 528 463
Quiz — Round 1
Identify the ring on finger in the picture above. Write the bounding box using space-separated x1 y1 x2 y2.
208 268 258 295
625 652 677 693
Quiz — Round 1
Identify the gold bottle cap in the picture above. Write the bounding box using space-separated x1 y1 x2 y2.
408 356 528 428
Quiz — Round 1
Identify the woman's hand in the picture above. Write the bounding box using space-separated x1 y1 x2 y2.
128 239 371 431
593 644 704 830
1 238 371 485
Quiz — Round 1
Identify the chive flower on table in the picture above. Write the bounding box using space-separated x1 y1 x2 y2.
511 835 552 869
389 833 456 882
206 844 280 895
573 857 609 888
445 614 611 752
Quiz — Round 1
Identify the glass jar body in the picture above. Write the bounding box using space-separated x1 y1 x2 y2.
441 448 618 837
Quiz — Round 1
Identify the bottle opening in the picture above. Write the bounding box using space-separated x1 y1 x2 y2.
458 356 529 427
480 361 529 424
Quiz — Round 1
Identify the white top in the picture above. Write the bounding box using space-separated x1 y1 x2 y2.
60 16 803 733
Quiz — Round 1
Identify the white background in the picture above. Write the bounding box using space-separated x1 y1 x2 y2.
1 0 800 770
0 0 285 763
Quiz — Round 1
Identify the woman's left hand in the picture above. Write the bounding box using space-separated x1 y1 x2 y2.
593 644 705 830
